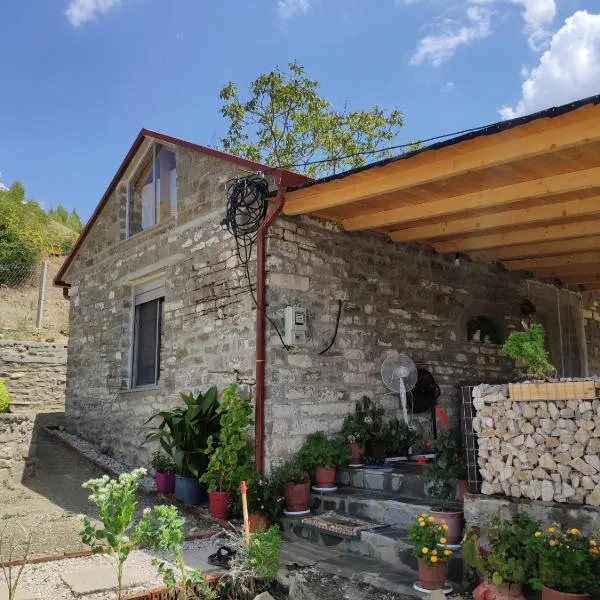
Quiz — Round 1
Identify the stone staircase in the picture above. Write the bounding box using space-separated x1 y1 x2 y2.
280 463 464 595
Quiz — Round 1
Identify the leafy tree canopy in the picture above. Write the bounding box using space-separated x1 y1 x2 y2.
218 61 406 178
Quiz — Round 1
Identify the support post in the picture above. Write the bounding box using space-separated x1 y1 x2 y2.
36 261 48 329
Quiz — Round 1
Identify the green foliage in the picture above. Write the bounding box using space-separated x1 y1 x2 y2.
143 386 221 478
0 380 10 413
529 524 600 594
80 469 147 600
273 457 310 487
408 513 454 566
426 429 464 504
219 61 405 178
247 525 282 584
48 204 84 235
133 504 217 600
298 431 350 471
341 396 376 445
384 417 420 457
502 323 556 379
241 472 283 521
201 384 254 493
151 451 175 474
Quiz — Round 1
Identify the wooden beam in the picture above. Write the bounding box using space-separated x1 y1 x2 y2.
283 112 600 215
533 263 600 278
348 167 600 237
434 219 600 253
386 197 600 242
583 283 600 291
504 251 600 272
470 236 600 261
558 272 600 284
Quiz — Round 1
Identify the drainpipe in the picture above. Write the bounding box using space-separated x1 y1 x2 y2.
254 180 286 475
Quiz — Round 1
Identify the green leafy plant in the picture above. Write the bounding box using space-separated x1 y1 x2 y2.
273 458 310 487
341 396 373 445
0 380 10 413
80 469 147 600
384 417 420 457
201 384 254 493
463 512 540 588
133 504 217 600
151 452 175 474
529 523 600 594
408 513 453 567
142 386 221 478
502 323 556 379
426 429 464 506
0 523 31 600
298 431 350 471
244 472 283 521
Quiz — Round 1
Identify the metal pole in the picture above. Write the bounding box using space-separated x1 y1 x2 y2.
36 261 48 329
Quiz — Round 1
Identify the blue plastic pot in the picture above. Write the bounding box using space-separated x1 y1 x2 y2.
174 475 206 505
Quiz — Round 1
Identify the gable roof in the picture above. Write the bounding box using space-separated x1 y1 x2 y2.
54 129 311 288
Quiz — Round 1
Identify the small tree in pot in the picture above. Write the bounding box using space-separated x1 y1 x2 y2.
274 458 311 513
201 384 254 521
298 431 350 488
151 452 176 494
240 471 283 532
342 396 372 464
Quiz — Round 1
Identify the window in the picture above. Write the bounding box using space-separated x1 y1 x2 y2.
128 144 177 235
132 278 165 388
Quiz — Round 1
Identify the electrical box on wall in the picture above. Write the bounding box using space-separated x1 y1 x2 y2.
284 306 307 345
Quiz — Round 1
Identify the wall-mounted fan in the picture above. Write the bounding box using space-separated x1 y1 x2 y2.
381 353 418 424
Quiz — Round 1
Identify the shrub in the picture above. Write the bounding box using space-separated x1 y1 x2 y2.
151 452 175 474
408 513 453 567
384 417 420 456
502 323 556 379
273 458 310 487
298 431 350 471
0 380 10 413
244 472 283 521
426 429 464 504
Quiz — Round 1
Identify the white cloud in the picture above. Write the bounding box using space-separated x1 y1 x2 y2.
500 11 600 119
278 0 311 20
410 6 493 67
441 81 455 93
65 0 122 27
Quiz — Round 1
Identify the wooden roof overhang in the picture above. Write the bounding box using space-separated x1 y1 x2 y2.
282 96 600 291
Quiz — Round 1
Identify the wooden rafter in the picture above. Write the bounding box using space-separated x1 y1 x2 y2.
504 251 600 272
557 272 600 284
283 113 600 216
583 282 600 291
533 263 600 279
434 219 600 253
470 236 600 261
387 197 600 242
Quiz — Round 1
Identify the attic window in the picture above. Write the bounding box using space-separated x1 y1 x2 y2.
128 144 177 235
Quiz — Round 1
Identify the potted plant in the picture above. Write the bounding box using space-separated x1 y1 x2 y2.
408 512 454 590
151 451 176 494
342 396 372 464
361 397 388 460
244 471 283 532
530 523 600 600
201 384 253 521
298 431 350 488
142 386 221 505
274 458 311 514
463 512 539 600
385 417 420 458
426 426 465 544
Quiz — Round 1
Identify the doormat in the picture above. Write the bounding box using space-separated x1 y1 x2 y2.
301 511 379 537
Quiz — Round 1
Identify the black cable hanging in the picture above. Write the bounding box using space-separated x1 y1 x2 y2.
224 175 290 350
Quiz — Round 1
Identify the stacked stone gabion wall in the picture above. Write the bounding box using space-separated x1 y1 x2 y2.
473 384 600 506
0 414 37 482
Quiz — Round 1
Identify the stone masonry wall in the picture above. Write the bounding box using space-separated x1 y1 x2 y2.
64 144 265 467
0 414 37 483
472 384 600 506
584 292 600 375
0 340 67 413
262 215 584 471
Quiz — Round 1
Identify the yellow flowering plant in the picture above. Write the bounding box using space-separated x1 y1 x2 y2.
408 513 453 567
530 523 600 594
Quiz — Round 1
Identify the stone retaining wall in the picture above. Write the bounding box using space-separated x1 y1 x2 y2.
0 340 67 413
0 414 37 482
472 383 600 506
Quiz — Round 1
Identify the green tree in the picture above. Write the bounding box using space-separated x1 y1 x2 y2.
218 61 405 177
48 203 69 225
66 209 84 233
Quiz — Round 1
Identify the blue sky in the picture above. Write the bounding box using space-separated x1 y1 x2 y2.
1 0 599 220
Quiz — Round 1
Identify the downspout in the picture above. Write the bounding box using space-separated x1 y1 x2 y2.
255 180 286 475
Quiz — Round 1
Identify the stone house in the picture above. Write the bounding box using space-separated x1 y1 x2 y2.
56 96 600 473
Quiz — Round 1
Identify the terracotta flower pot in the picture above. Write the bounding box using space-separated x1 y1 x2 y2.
431 509 464 544
475 580 525 600
284 482 310 512
456 479 469 502
348 442 365 464
208 491 230 520
248 513 270 533
314 466 336 488
417 558 448 590
542 588 590 600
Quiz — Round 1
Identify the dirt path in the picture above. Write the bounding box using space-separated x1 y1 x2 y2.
0 426 217 556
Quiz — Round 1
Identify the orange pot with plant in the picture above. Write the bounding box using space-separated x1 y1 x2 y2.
408 512 453 590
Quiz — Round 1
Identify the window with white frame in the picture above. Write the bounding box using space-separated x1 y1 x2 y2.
131 277 165 388
128 144 177 235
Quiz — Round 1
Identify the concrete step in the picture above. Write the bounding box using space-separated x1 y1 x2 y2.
339 463 429 497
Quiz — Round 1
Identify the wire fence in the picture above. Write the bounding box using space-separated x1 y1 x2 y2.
0 263 40 288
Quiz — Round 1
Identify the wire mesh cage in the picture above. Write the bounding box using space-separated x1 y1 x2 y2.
460 384 482 495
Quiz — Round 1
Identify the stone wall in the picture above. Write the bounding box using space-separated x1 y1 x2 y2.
0 414 37 482
262 215 585 470
584 292 600 375
472 383 600 506
0 340 67 413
